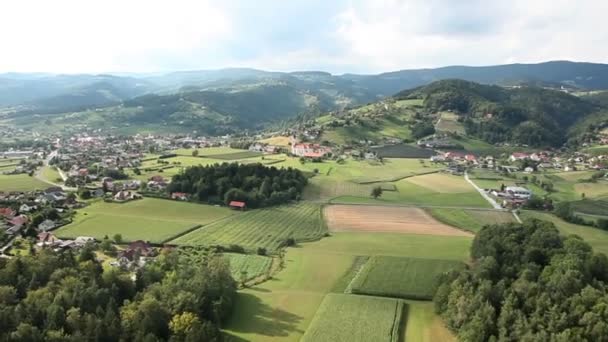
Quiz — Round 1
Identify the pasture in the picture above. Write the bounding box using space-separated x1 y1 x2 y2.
0 174 50 192
520 211 608 255
301 294 404 342
325 205 472 237
570 199 608 217
55 198 233 243
371 144 435 159
170 203 326 252
40 166 62 183
404 301 456 342
225 253 273 282
259 135 291 146
428 208 516 233
349 256 465 300
435 112 465 134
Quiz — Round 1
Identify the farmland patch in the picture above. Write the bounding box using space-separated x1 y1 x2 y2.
324 205 473 237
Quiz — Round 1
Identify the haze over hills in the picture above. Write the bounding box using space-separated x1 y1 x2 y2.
3 60 608 136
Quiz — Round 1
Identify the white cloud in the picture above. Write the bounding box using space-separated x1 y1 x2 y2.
0 0 232 73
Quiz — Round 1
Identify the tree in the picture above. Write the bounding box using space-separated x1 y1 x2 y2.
113 234 123 244
191 150 199 157
371 186 383 199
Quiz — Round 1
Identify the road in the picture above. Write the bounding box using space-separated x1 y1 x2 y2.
464 170 502 209
34 150 76 191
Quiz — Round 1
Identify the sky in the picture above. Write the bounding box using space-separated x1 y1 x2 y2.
1 0 607 74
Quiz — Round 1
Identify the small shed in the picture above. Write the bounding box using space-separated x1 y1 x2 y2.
229 201 247 210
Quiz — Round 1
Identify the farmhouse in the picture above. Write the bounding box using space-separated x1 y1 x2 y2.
291 143 331 158
229 201 247 210
171 192 189 201
505 186 532 200
510 152 529 161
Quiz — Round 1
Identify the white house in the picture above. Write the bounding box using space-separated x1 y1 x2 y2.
505 186 532 199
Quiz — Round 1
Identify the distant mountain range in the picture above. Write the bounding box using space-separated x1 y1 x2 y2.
3 61 608 135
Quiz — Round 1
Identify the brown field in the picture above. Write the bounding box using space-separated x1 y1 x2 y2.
324 205 473 237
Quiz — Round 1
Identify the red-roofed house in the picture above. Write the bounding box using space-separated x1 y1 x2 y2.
0 207 16 219
10 215 29 227
291 143 331 158
444 152 466 160
465 154 477 162
37 232 61 247
171 192 189 201
229 201 247 210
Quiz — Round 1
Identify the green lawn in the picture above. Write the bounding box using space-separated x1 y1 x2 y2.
349 256 466 300
170 203 326 252
0 174 50 192
40 166 62 183
520 211 608 255
428 208 516 233
225 253 273 282
301 294 404 342
55 198 234 243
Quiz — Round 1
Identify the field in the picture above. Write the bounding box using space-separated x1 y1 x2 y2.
224 231 468 341
570 199 608 217
520 211 608 255
225 253 273 281
428 208 516 233
40 166 62 183
404 301 456 342
325 205 472 237
330 173 490 208
0 174 50 192
170 203 326 252
173 147 260 159
300 294 404 342
259 136 291 146
435 112 465 134
55 198 234 243
371 144 435 159
349 256 465 300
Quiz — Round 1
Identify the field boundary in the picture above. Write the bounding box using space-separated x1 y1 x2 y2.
159 224 203 244
351 169 441 185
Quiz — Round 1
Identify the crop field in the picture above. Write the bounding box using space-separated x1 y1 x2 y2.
301 294 404 342
349 256 465 300
371 144 435 159
570 199 608 217
520 211 608 255
205 151 262 160
173 147 261 160
170 203 326 252
428 208 516 233
259 136 291 146
435 112 465 134
404 301 456 342
406 173 475 193
0 174 50 192
225 253 273 281
55 198 233 243
325 205 472 237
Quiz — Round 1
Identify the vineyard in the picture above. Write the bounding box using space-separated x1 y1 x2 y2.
301 294 404 342
169 203 326 252
349 256 465 300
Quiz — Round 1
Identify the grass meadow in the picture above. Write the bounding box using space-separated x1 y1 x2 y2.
428 208 516 233
55 198 233 243
349 256 466 300
0 174 50 192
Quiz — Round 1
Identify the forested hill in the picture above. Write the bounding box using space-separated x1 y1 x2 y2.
397 79 606 146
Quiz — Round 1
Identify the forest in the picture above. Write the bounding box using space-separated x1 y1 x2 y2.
0 245 236 341
434 219 608 341
168 163 308 208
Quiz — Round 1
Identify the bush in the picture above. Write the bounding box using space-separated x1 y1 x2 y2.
257 247 267 256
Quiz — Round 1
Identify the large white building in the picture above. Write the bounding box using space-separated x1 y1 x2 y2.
505 186 532 199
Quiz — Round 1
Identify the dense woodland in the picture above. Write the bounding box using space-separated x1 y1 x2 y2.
0 246 236 341
398 79 605 147
168 163 308 208
435 219 608 341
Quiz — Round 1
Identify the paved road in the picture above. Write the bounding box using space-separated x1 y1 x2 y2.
34 150 76 191
464 170 502 209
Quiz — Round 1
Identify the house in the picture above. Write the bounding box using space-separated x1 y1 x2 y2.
37 232 61 247
229 201 247 210
444 152 466 161
291 143 331 158
19 204 36 213
510 153 529 162
465 154 477 164
430 154 446 162
364 152 376 160
38 219 56 232
171 192 189 201
0 207 16 219
9 215 29 228
505 186 532 200
78 168 89 177
74 236 96 246
524 167 534 173
114 191 140 202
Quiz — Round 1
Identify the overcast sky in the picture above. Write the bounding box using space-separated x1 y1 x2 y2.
1 0 607 74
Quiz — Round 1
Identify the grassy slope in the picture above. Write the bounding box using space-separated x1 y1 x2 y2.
404 301 456 342
520 211 608 255
55 198 233 243
428 208 516 233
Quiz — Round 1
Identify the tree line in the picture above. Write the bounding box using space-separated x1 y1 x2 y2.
0 246 236 341
168 163 308 208
434 219 608 341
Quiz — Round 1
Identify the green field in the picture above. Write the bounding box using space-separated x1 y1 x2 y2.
570 199 608 217
435 112 465 134
173 147 255 158
40 166 62 183
403 301 456 342
520 211 608 255
428 208 516 233
170 203 326 252
349 256 465 300
224 231 467 341
55 198 234 243
301 294 404 342
0 174 50 192
225 253 273 282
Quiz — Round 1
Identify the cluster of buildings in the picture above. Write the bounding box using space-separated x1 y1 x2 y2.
291 143 333 159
